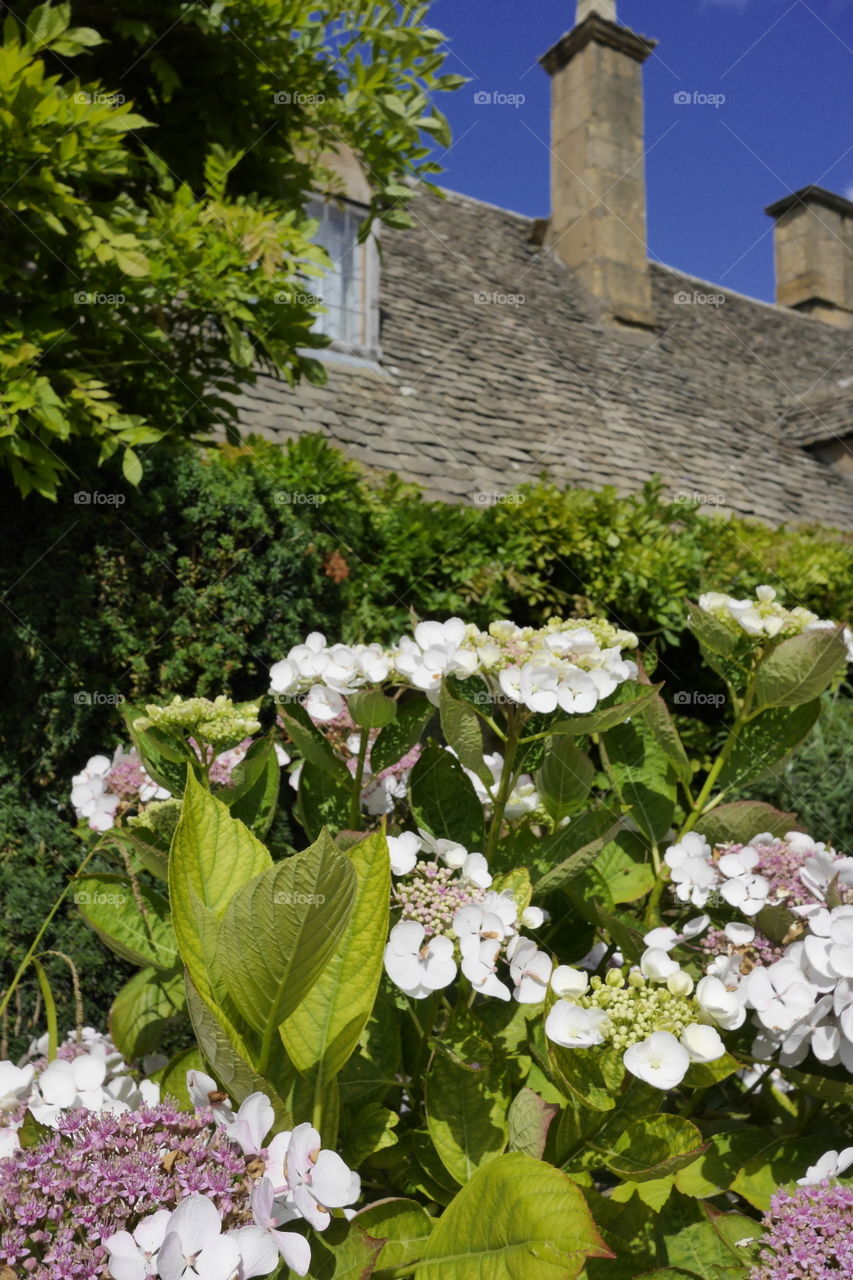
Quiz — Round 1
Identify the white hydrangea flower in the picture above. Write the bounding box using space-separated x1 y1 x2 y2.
545 1001 609 1048
383 921 457 999
623 1030 690 1089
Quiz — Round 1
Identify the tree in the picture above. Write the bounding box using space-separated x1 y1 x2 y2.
0 1 462 497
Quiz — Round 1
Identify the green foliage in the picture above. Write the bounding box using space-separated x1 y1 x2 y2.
1 0 462 496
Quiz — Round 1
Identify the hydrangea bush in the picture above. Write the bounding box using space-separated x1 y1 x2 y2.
2 587 852 1279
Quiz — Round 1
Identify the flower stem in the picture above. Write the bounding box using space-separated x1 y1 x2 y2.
0 841 101 1022
484 709 523 862
349 725 371 829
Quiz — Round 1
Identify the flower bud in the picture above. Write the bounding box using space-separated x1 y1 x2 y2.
667 970 694 997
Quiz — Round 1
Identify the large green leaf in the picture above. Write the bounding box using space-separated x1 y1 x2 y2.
353 1198 434 1272
536 737 595 822
719 700 821 789
281 831 390 1086
602 716 676 843
599 1115 705 1183
151 1046 206 1109
548 1043 615 1113
754 626 847 708
426 1037 510 1185
296 759 352 841
74 872 177 970
686 602 737 658
414 1153 612 1280
731 1135 834 1210
109 965 185 1059
409 739 485 848
279 703 351 782
665 1206 760 1276
349 689 397 729
185 975 292 1123
304 1218 384 1280
507 1087 559 1159
588 831 655 904
123 703 198 796
217 829 356 1073
532 807 622 893
544 683 658 738
439 680 489 782
170 771 273 1005
216 735 280 837
639 690 693 788
695 801 800 846
371 694 433 774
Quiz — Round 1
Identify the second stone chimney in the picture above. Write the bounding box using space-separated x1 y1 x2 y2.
540 1 657 328
765 187 853 328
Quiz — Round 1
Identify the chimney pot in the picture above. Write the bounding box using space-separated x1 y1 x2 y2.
766 186 853 327
540 9 656 327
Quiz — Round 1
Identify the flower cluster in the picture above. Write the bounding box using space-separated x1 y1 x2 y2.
665 829 853 917
664 830 853 1073
383 832 549 1002
749 1178 853 1279
137 695 262 748
270 616 638 715
72 746 170 831
0 1026 159 1152
698 584 853 651
0 1061 360 1280
270 633 391 719
545 936 727 1090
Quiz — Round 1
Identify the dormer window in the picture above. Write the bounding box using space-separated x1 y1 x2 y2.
306 197 380 360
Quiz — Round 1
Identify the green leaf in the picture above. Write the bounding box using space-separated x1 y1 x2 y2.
344 1102 399 1165
602 716 676 843
371 694 433 774
151 1046 206 1109
122 447 142 485
425 1033 510 1185
217 829 356 1072
74 873 177 970
532 807 623 893
545 683 659 738
695 801 800 846
349 689 397 729
109 965 186 1059
352 1198 433 1272
780 1067 853 1105
216 735 280 837
591 831 655 904
170 772 272 1007
718 701 821 788
686 602 737 658
754 626 847 708
665 1206 760 1276
304 1218 384 1280
639 690 693 788
124 704 197 796
507 1087 559 1159
732 1135 839 1210
439 680 488 782
414 1153 612 1280
184 975 292 1122
31 958 58 1060
281 831 390 1085
600 1115 705 1183
674 1127 774 1199
547 1043 616 1113
409 739 485 849
536 737 595 822
279 704 351 782
296 759 352 841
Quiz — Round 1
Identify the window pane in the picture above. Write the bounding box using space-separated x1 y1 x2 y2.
307 200 366 347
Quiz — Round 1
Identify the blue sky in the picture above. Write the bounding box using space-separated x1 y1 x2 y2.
427 0 853 302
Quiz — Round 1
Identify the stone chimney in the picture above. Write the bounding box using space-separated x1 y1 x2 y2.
540 1 657 328
765 187 853 328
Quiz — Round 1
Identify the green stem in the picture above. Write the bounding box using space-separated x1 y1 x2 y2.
0 842 101 1022
349 725 370 829
484 708 523 863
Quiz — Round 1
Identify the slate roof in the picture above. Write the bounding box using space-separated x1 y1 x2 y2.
234 185 853 529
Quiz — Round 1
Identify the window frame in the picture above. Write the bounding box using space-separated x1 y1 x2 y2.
305 195 381 363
